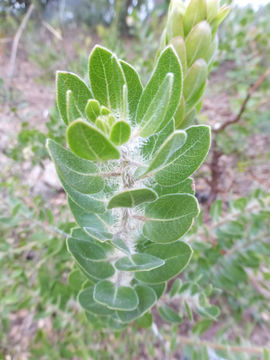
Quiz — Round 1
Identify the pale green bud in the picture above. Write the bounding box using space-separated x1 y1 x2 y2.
211 5 230 35
206 0 219 23
167 0 185 40
184 59 208 112
170 36 187 75
183 0 207 37
185 21 212 67
85 99 100 123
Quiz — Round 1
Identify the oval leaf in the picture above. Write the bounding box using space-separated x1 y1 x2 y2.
57 71 92 125
107 188 157 209
153 125 211 185
67 119 120 161
85 99 101 123
94 280 139 311
79 287 114 315
159 305 182 323
115 254 164 272
110 121 131 145
46 139 104 194
136 46 182 137
135 241 192 284
89 46 126 117
143 194 199 243
117 285 157 323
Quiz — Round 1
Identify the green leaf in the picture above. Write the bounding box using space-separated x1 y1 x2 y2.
183 0 207 36
57 71 92 125
142 131 187 176
141 119 175 160
85 99 101 123
192 319 213 335
136 46 182 137
115 254 164 272
109 121 131 145
67 237 107 261
185 21 212 67
46 139 104 194
159 305 182 323
170 278 182 297
183 59 208 112
135 312 153 328
120 60 143 124
68 269 87 291
89 45 125 117
66 119 120 161
94 280 139 311
117 285 157 323
58 172 105 214
153 125 211 185
66 90 81 123
68 197 113 242
143 194 199 243
107 188 157 209
135 241 192 284
67 238 115 280
79 287 114 315
153 178 194 196
111 237 131 255
71 228 113 252
170 36 187 75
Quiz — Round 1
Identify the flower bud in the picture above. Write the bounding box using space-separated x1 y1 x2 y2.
185 21 212 67
206 0 219 23
184 59 208 113
183 0 207 37
167 0 185 40
170 36 187 75
211 5 230 35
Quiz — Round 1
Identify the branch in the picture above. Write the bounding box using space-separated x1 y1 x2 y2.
7 3 35 81
214 67 270 134
176 336 269 355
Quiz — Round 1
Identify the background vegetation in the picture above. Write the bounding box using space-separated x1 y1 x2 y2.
0 0 270 359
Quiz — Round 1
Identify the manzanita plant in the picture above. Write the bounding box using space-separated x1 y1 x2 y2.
46 0 229 330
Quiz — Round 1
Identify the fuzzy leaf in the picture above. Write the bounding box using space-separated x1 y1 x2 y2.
107 188 157 209
111 237 131 255
135 242 192 284
153 178 194 196
115 254 164 272
89 46 125 116
109 121 131 145
143 131 187 176
153 125 211 185
136 46 182 137
57 71 92 125
120 60 143 124
46 139 104 194
79 287 114 315
183 0 207 36
85 99 101 123
143 194 199 243
94 280 139 311
67 119 120 161
117 285 157 323
58 172 105 214
67 238 115 280
68 197 113 242
66 90 81 123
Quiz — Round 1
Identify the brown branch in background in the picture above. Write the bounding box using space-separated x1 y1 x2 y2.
176 336 269 355
214 67 270 134
7 3 35 82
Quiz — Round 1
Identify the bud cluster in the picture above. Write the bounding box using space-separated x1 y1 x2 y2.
160 0 230 128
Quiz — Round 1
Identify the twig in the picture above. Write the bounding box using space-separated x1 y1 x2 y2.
176 335 269 355
42 20 62 40
214 67 270 133
7 3 35 82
